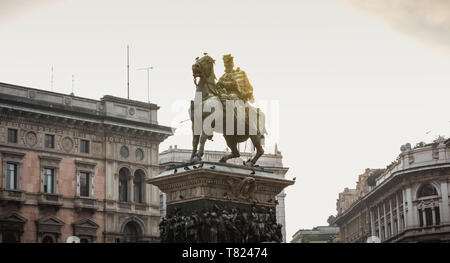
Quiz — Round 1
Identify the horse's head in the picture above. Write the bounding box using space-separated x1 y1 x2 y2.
192 54 215 80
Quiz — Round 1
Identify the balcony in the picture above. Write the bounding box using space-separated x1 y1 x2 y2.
384 223 450 243
38 193 63 209
0 189 25 206
74 196 98 212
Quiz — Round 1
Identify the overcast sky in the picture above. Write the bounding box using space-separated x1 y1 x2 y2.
1 0 450 241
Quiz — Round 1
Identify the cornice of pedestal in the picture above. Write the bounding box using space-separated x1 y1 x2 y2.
147 162 294 207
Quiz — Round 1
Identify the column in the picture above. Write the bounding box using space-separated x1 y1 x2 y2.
422 208 426 226
389 199 394 236
432 207 436 225
440 181 449 223
402 189 407 227
370 209 375 236
377 205 382 238
396 193 401 232
405 187 414 227
383 202 388 239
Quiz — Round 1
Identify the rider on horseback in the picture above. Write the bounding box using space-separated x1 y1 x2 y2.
216 54 255 104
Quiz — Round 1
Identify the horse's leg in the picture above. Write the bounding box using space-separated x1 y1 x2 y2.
248 135 264 165
190 100 201 162
196 133 209 160
190 134 200 162
219 137 240 163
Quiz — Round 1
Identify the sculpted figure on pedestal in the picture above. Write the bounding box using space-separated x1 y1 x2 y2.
227 176 257 202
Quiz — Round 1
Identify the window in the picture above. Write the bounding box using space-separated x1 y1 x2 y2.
42 236 54 243
425 208 433 226
6 163 18 190
45 134 54 148
435 207 440 225
80 238 89 243
133 171 144 203
119 168 129 202
120 146 129 158
418 184 438 198
80 140 90 154
2 231 19 243
417 183 441 227
7 129 17 143
75 160 96 198
44 168 55 194
79 172 90 197
123 221 140 243
135 148 144 161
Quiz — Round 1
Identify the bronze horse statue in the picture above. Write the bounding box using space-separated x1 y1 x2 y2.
189 54 266 166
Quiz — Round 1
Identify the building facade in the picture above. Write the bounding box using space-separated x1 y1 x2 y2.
158 145 289 242
0 82 172 243
335 137 450 243
291 226 339 243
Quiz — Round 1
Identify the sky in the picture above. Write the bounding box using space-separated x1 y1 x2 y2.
1 0 450 241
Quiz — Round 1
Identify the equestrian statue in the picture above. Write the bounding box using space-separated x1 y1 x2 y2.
189 53 267 166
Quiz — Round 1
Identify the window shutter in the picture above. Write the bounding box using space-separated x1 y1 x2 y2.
90 174 94 197
76 172 80 196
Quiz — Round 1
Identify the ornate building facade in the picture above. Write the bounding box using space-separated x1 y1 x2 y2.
0 82 172 243
335 137 450 243
158 145 289 242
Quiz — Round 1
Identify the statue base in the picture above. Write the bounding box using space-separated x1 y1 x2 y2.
147 162 294 243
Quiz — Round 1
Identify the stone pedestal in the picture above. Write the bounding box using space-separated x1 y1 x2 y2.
147 162 294 243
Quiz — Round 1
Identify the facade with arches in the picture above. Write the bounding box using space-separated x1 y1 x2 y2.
0 83 172 242
335 137 450 242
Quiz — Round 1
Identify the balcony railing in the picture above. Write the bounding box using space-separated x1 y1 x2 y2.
0 189 26 205
74 196 98 212
38 193 63 209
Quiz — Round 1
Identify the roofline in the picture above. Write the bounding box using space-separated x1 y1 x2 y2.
335 163 450 224
0 81 160 109
0 86 174 135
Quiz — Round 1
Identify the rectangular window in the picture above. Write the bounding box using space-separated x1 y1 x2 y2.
6 163 18 190
119 179 127 202
7 129 17 143
425 208 433 226
80 140 89 154
44 134 54 148
79 172 90 197
435 207 440 225
134 181 142 203
43 168 54 194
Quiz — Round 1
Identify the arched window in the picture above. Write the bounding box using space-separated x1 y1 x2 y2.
134 170 145 203
417 183 440 227
2 231 19 243
119 168 130 202
417 184 438 198
123 221 141 243
42 235 55 243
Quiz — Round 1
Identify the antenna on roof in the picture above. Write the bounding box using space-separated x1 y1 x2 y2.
51 66 54 91
127 44 130 99
71 74 75 96
137 66 154 103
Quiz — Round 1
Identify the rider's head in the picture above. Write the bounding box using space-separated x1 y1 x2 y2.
223 54 234 73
